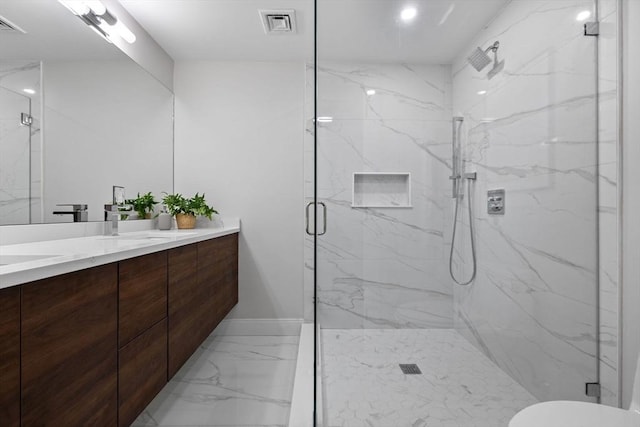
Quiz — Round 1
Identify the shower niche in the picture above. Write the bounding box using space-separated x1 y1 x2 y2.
352 172 411 208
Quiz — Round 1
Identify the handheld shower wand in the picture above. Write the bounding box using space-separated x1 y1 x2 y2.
448 117 477 286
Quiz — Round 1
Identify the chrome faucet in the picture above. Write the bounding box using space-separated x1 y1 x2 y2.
104 204 119 236
53 204 88 222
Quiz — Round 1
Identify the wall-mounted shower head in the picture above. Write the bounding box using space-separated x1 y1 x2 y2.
467 47 492 72
466 41 503 78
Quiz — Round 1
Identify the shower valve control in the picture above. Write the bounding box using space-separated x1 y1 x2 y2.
487 189 505 215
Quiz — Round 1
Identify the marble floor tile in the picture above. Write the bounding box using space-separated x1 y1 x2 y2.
132 335 299 427
321 329 537 427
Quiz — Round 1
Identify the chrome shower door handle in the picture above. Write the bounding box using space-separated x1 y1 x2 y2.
306 202 327 236
305 202 314 235
318 202 327 236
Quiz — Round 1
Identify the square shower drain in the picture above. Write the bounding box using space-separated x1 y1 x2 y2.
399 364 422 374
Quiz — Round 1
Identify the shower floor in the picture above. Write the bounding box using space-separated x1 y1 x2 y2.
321 329 537 427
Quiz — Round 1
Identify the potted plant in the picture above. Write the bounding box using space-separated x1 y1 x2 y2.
161 192 218 229
126 192 159 219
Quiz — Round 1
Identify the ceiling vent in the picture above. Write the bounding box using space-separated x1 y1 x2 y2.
0 15 26 34
259 9 297 34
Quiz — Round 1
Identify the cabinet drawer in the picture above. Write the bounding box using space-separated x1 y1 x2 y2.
119 251 168 347
118 318 167 427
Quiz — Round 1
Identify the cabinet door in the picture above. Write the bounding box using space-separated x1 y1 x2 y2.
167 243 206 378
119 251 168 347
0 287 20 427
118 318 167 427
218 233 239 319
21 264 118 427
197 233 239 333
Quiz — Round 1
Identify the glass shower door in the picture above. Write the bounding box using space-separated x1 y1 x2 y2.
0 86 31 225
313 1 600 425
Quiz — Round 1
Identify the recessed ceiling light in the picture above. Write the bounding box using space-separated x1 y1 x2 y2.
366 89 376 96
576 10 591 21
400 7 417 22
477 90 487 95
23 88 36 95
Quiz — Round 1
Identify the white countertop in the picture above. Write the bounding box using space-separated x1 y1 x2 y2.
0 218 240 289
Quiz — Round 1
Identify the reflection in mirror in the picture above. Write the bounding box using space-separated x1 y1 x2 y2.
0 61 39 224
0 0 173 225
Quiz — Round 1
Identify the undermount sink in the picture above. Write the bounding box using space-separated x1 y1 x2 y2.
0 254 62 266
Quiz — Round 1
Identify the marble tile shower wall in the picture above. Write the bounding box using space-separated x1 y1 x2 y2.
451 0 600 402
305 63 455 329
0 61 41 225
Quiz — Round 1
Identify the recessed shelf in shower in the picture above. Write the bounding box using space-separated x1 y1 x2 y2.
352 172 411 208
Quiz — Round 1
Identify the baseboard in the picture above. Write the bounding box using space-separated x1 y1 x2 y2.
212 318 303 336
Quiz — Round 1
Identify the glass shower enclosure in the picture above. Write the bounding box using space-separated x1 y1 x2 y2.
310 0 600 425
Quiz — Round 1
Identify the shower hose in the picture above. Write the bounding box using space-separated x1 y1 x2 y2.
448 176 477 286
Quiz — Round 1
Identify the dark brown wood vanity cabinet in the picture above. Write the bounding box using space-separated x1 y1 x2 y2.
168 233 239 379
198 233 239 332
0 287 20 427
118 252 168 427
3 233 238 427
167 243 202 378
21 264 119 427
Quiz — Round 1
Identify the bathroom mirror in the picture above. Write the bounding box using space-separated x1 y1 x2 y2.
0 0 174 225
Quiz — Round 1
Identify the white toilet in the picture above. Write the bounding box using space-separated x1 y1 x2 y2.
509 354 640 427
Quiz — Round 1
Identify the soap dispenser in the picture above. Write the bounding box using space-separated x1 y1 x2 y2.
157 208 172 230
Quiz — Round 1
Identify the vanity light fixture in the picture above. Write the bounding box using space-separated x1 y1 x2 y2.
317 116 333 123
58 0 136 44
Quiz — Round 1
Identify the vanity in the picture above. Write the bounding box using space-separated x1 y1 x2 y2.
0 220 239 427
0 2 226 424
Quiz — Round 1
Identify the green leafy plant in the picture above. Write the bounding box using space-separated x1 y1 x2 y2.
161 192 218 220
126 192 159 219
117 204 133 221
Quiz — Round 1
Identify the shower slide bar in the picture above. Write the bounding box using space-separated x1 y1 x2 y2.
450 116 464 198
